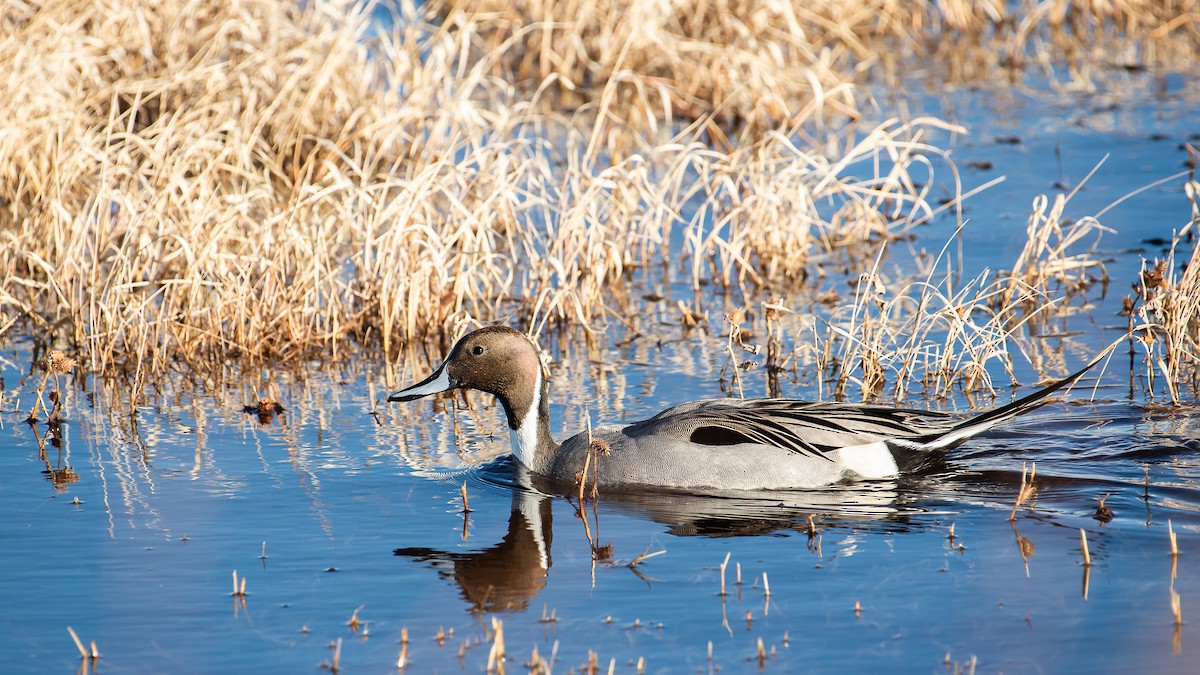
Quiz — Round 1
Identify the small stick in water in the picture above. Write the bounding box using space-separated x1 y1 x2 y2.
67 626 88 659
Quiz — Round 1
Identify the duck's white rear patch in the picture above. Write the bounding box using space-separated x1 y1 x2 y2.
828 441 899 479
509 367 542 469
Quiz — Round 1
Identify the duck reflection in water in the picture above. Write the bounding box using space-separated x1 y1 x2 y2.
394 484 553 613
394 463 909 613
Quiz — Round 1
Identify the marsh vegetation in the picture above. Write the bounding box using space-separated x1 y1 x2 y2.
1 0 1199 671
1 0 1196 400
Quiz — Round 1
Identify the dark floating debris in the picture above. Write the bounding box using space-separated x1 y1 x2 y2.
243 397 285 424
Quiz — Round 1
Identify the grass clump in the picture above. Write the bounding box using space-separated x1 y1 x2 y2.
1125 179 1200 402
801 181 1111 403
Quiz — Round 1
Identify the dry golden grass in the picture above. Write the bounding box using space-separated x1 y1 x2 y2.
1126 179 1200 402
432 0 1200 130
0 0 1196 402
0 0 970 382
793 178 1114 403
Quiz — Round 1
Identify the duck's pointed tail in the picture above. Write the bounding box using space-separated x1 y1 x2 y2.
918 345 1115 452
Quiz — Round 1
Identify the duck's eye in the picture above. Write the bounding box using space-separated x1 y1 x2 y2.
471 345 485 356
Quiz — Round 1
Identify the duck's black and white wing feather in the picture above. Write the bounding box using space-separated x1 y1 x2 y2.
625 400 957 461
626 347 1108 461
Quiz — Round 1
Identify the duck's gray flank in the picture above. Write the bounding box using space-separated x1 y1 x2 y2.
389 326 1106 490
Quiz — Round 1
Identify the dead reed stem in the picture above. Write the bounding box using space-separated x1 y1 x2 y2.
66 626 89 659
1009 462 1037 521
628 545 665 568
487 618 505 673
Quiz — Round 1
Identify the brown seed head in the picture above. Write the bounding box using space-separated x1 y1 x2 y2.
590 438 611 455
1141 260 1168 290
38 350 77 374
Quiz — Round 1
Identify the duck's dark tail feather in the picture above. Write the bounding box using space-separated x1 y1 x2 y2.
918 345 1114 452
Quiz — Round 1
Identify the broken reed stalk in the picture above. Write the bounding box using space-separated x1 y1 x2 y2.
577 452 591 507
231 571 247 596
588 438 609 500
487 618 505 674
1080 529 1092 567
1009 462 1036 522
1169 519 1179 557
719 552 731 596
66 626 89 659
725 310 747 398
763 573 770 597
460 484 471 513
627 545 665 567
398 626 410 667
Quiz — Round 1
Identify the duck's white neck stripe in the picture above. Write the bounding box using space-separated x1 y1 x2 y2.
510 366 541 469
516 489 549 570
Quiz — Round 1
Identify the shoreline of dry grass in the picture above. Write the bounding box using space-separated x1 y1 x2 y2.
0 0 1196 403
0 0 965 377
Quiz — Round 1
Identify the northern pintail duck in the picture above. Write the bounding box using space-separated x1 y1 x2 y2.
390 327 1102 490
